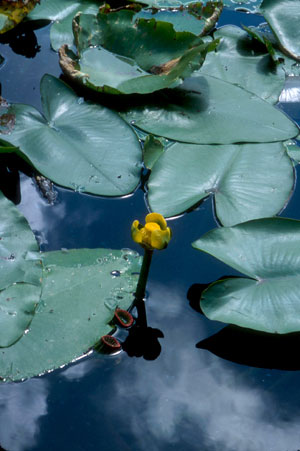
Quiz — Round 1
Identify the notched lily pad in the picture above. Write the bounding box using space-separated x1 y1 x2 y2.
27 0 100 51
0 74 142 196
259 0 300 62
122 75 299 144
199 25 286 104
0 248 141 381
193 218 300 334
59 8 219 94
0 0 39 34
147 141 294 226
0 191 42 348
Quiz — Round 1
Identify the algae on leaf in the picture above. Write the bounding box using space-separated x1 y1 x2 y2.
59 8 219 94
0 0 39 34
0 75 142 196
193 218 300 334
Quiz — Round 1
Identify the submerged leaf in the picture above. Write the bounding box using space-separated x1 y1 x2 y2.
193 218 300 333
0 75 142 196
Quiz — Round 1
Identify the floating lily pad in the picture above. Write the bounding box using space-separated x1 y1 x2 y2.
59 9 218 95
0 75 142 196
284 139 300 163
134 2 222 35
0 191 42 348
27 0 100 51
143 135 165 170
198 25 285 104
259 0 300 62
0 0 39 34
0 248 141 381
147 141 294 225
122 75 299 144
193 218 300 334
243 24 300 76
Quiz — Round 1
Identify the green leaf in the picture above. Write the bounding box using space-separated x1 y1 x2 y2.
27 0 100 51
284 139 300 163
222 0 262 12
59 9 218 94
0 248 141 381
0 75 142 196
0 191 42 348
134 2 222 35
122 75 299 144
198 25 285 104
259 0 300 62
147 141 294 226
193 218 300 334
143 135 165 170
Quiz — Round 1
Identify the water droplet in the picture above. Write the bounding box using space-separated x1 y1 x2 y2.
130 120 136 125
111 270 121 277
8 254 15 261
77 97 84 104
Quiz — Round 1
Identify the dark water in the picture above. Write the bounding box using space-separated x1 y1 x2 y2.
1 9 300 451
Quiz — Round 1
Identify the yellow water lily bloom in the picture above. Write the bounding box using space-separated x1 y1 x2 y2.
131 213 172 250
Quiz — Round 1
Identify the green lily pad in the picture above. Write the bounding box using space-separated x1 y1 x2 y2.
0 248 141 381
59 9 218 95
122 75 299 144
222 0 262 11
198 25 286 104
193 218 300 334
27 0 100 51
243 24 300 76
143 135 165 170
0 191 42 348
0 74 142 196
0 0 39 34
284 139 300 163
147 141 294 226
259 0 300 62
134 2 222 35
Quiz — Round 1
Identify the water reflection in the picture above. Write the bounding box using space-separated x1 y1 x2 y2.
198 325 300 371
0 379 48 451
102 283 300 451
0 22 40 59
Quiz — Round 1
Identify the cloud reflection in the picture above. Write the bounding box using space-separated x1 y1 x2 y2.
105 283 300 451
0 379 48 451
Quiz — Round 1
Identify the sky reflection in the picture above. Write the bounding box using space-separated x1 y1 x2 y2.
0 379 48 451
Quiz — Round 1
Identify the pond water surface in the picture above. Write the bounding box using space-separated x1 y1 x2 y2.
1 7 300 451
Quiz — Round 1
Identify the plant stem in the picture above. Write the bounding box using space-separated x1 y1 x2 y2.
135 248 153 303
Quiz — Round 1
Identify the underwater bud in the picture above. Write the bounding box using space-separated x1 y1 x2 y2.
131 213 172 251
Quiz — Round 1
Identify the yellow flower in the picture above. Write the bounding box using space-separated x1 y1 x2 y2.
131 213 172 250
